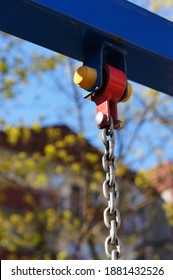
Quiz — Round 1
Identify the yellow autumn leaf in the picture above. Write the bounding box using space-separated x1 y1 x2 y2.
55 140 65 148
77 132 84 141
0 159 10 171
129 234 137 243
55 166 63 174
90 182 98 191
134 171 150 189
7 127 21 144
14 160 23 170
24 158 35 169
73 218 81 228
56 251 67 260
71 162 81 172
24 212 33 223
32 122 42 133
10 214 21 224
64 134 76 145
93 171 104 182
46 127 61 140
22 128 31 144
0 59 8 73
18 151 27 159
16 224 25 234
4 90 13 99
46 218 55 231
57 149 67 159
32 152 41 160
36 174 48 186
85 153 99 164
44 144 57 157
24 193 35 206
63 210 72 220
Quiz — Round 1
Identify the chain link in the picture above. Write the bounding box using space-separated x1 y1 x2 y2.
101 117 122 260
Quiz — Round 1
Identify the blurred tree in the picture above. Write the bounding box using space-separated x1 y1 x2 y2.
0 0 173 259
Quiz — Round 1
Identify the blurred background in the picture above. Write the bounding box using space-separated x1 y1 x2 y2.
0 0 173 260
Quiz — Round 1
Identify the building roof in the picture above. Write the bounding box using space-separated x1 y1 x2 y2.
1 124 172 196
0 125 102 169
148 161 173 193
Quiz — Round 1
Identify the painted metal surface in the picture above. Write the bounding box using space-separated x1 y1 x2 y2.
0 0 173 96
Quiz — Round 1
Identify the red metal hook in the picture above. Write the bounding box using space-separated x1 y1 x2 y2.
74 64 132 129
88 65 126 129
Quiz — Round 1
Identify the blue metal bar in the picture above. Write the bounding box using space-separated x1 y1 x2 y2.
1 0 173 96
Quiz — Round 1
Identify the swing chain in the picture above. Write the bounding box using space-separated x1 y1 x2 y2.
101 116 122 260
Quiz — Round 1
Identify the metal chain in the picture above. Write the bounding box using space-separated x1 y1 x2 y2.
101 117 122 260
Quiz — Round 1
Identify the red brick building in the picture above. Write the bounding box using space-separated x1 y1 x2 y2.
0 125 173 259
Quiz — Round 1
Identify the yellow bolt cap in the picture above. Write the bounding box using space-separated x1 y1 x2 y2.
121 83 132 102
73 66 97 91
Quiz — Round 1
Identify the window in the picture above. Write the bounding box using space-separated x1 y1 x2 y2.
71 185 83 217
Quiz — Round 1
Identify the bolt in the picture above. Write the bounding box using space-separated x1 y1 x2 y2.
115 120 124 130
95 112 105 126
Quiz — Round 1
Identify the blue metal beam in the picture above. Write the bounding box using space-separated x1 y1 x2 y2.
1 0 173 96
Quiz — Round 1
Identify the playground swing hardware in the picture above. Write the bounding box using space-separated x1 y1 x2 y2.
74 43 132 259
1 0 173 260
74 42 132 129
